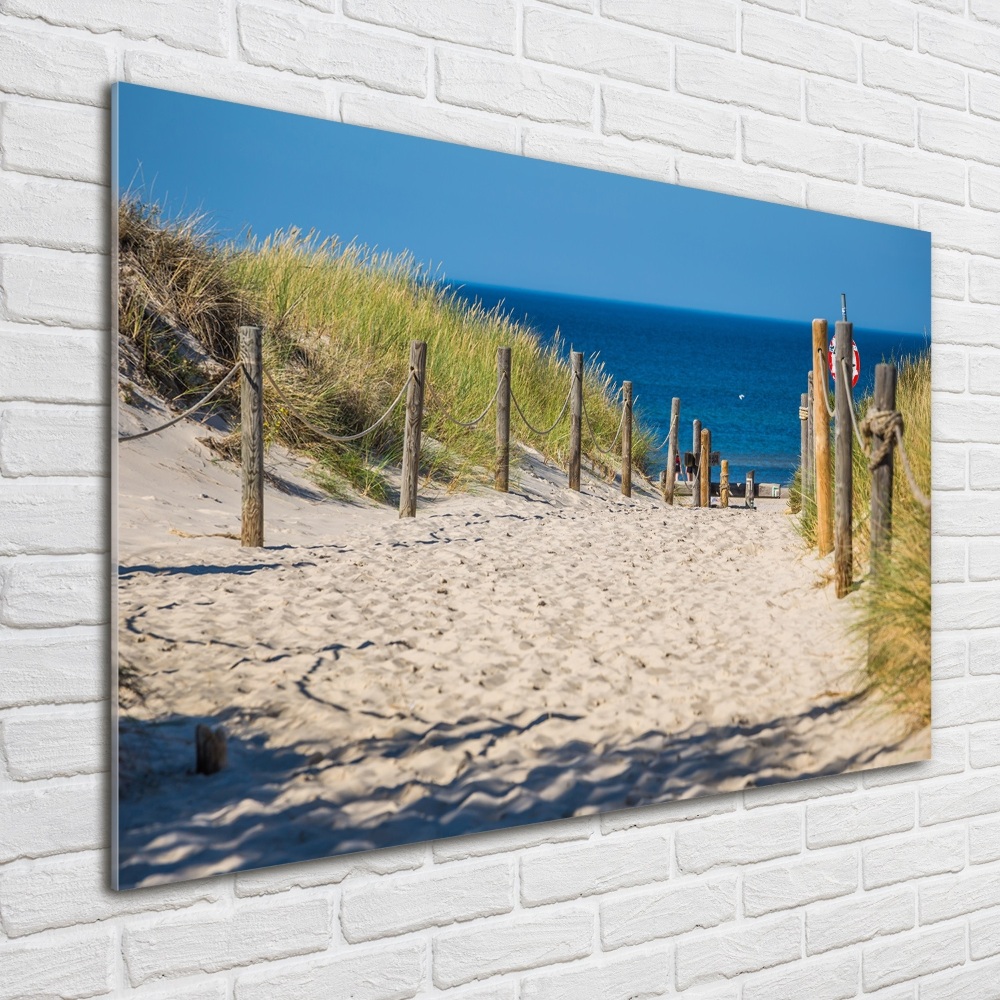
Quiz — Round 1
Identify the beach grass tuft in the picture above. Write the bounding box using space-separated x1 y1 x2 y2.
118 197 653 498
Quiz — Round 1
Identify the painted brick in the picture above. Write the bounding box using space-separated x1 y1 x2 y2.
920 773 1000 825
805 181 914 228
0 929 113 1000
0 701 105 779
919 868 1000 924
0 23 112 105
524 7 671 90
934 677 1000 727
0 250 108 329
520 835 670 906
599 793 736 834
863 143 964 204
0 850 220 938
863 924 966 991
932 344 968 393
970 164 1000 212
971 259 1000 307
933 538 966 584
0 555 107 628
971 448 1000 489
742 951 859 1000
919 12 1000 75
0 776 101 863
600 875 737 949
0 480 102 556
933 300 1000 347
931 253 967 301
863 828 966 889
0 627 104 707
234 942 425 1000
0 100 103 184
601 0 737 50
971 350 1000 396
0 404 105 477
675 809 801 874
972 0 1000 27
920 107 1000 167
971 71 1000 121
3 0 227 56
123 898 332 986
744 773 859 809
676 46 800 119
806 886 914 955
931 446 967 494
807 790 914 847
744 117 858 182
239 5 427 96
920 203 1000 258
807 0 914 47
342 92 517 154
340 859 513 942
603 87 737 156
124 50 330 119
743 9 858 81
743 849 858 917
432 909 593 988
971 727 1000 766
971 909 1000 958
864 728 966 787
0 327 103 403
344 0 516 54
677 156 803 206
935 584 1000 629
437 49 593 125
520 948 671 1000
234 844 426 896
432 817 589 861
675 914 802 991
0 173 103 252
920 961 1000 1000
970 632 1000 674
522 126 670 182
806 79 915 145
862 44 966 110
935 497 1000 536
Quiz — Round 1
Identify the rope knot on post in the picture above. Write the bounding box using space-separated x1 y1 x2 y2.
860 408 903 471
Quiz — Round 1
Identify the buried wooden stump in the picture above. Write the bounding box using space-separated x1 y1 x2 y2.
196 724 228 775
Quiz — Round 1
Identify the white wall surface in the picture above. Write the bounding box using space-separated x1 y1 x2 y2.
1 1 999 997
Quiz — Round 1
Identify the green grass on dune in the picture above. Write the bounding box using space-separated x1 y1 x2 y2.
118 198 654 500
791 354 930 730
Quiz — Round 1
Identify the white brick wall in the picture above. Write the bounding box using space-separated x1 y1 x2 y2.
1 2 998 998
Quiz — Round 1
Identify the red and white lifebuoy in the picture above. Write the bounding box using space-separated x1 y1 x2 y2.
829 337 860 388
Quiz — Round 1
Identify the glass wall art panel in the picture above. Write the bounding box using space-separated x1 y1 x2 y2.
113 84 932 888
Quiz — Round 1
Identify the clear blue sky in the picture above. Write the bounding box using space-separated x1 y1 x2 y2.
114 83 931 335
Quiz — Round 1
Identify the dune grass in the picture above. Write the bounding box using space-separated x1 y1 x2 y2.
791 354 930 729
118 198 653 501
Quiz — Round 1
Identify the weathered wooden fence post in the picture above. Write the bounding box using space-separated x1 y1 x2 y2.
812 319 833 554
621 381 633 497
399 340 426 518
806 371 815 498
720 459 730 508
496 346 511 493
692 418 702 508
870 361 898 573
239 325 264 548
834 320 853 597
699 427 711 508
746 469 756 508
664 396 680 505
569 351 583 491
799 391 809 503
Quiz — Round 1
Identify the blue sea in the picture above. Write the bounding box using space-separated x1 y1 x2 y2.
450 282 929 485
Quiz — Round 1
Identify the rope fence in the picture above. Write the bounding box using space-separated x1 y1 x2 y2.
509 383 571 437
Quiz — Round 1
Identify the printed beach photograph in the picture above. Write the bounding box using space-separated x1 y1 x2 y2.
113 84 932 889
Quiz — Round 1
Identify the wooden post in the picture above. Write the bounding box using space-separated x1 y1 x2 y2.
399 340 426 518
870 362 898 573
699 427 711 508
195 724 227 775
834 320 853 598
746 469 756 509
621 381 633 497
812 319 833 554
569 351 583 491
806 371 815 499
495 346 511 493
692 418 702 508
800 391 809 503
664 396 680 505
239 325 264 548
720 459 730 508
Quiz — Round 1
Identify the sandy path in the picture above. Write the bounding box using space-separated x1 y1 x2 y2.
116 425 927 887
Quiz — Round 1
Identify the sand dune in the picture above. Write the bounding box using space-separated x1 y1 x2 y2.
116 417 928 887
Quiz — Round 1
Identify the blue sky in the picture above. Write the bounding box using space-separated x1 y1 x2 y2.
114 83 931 335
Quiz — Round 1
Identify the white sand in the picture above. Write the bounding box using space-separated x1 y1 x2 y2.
116 413 928 888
